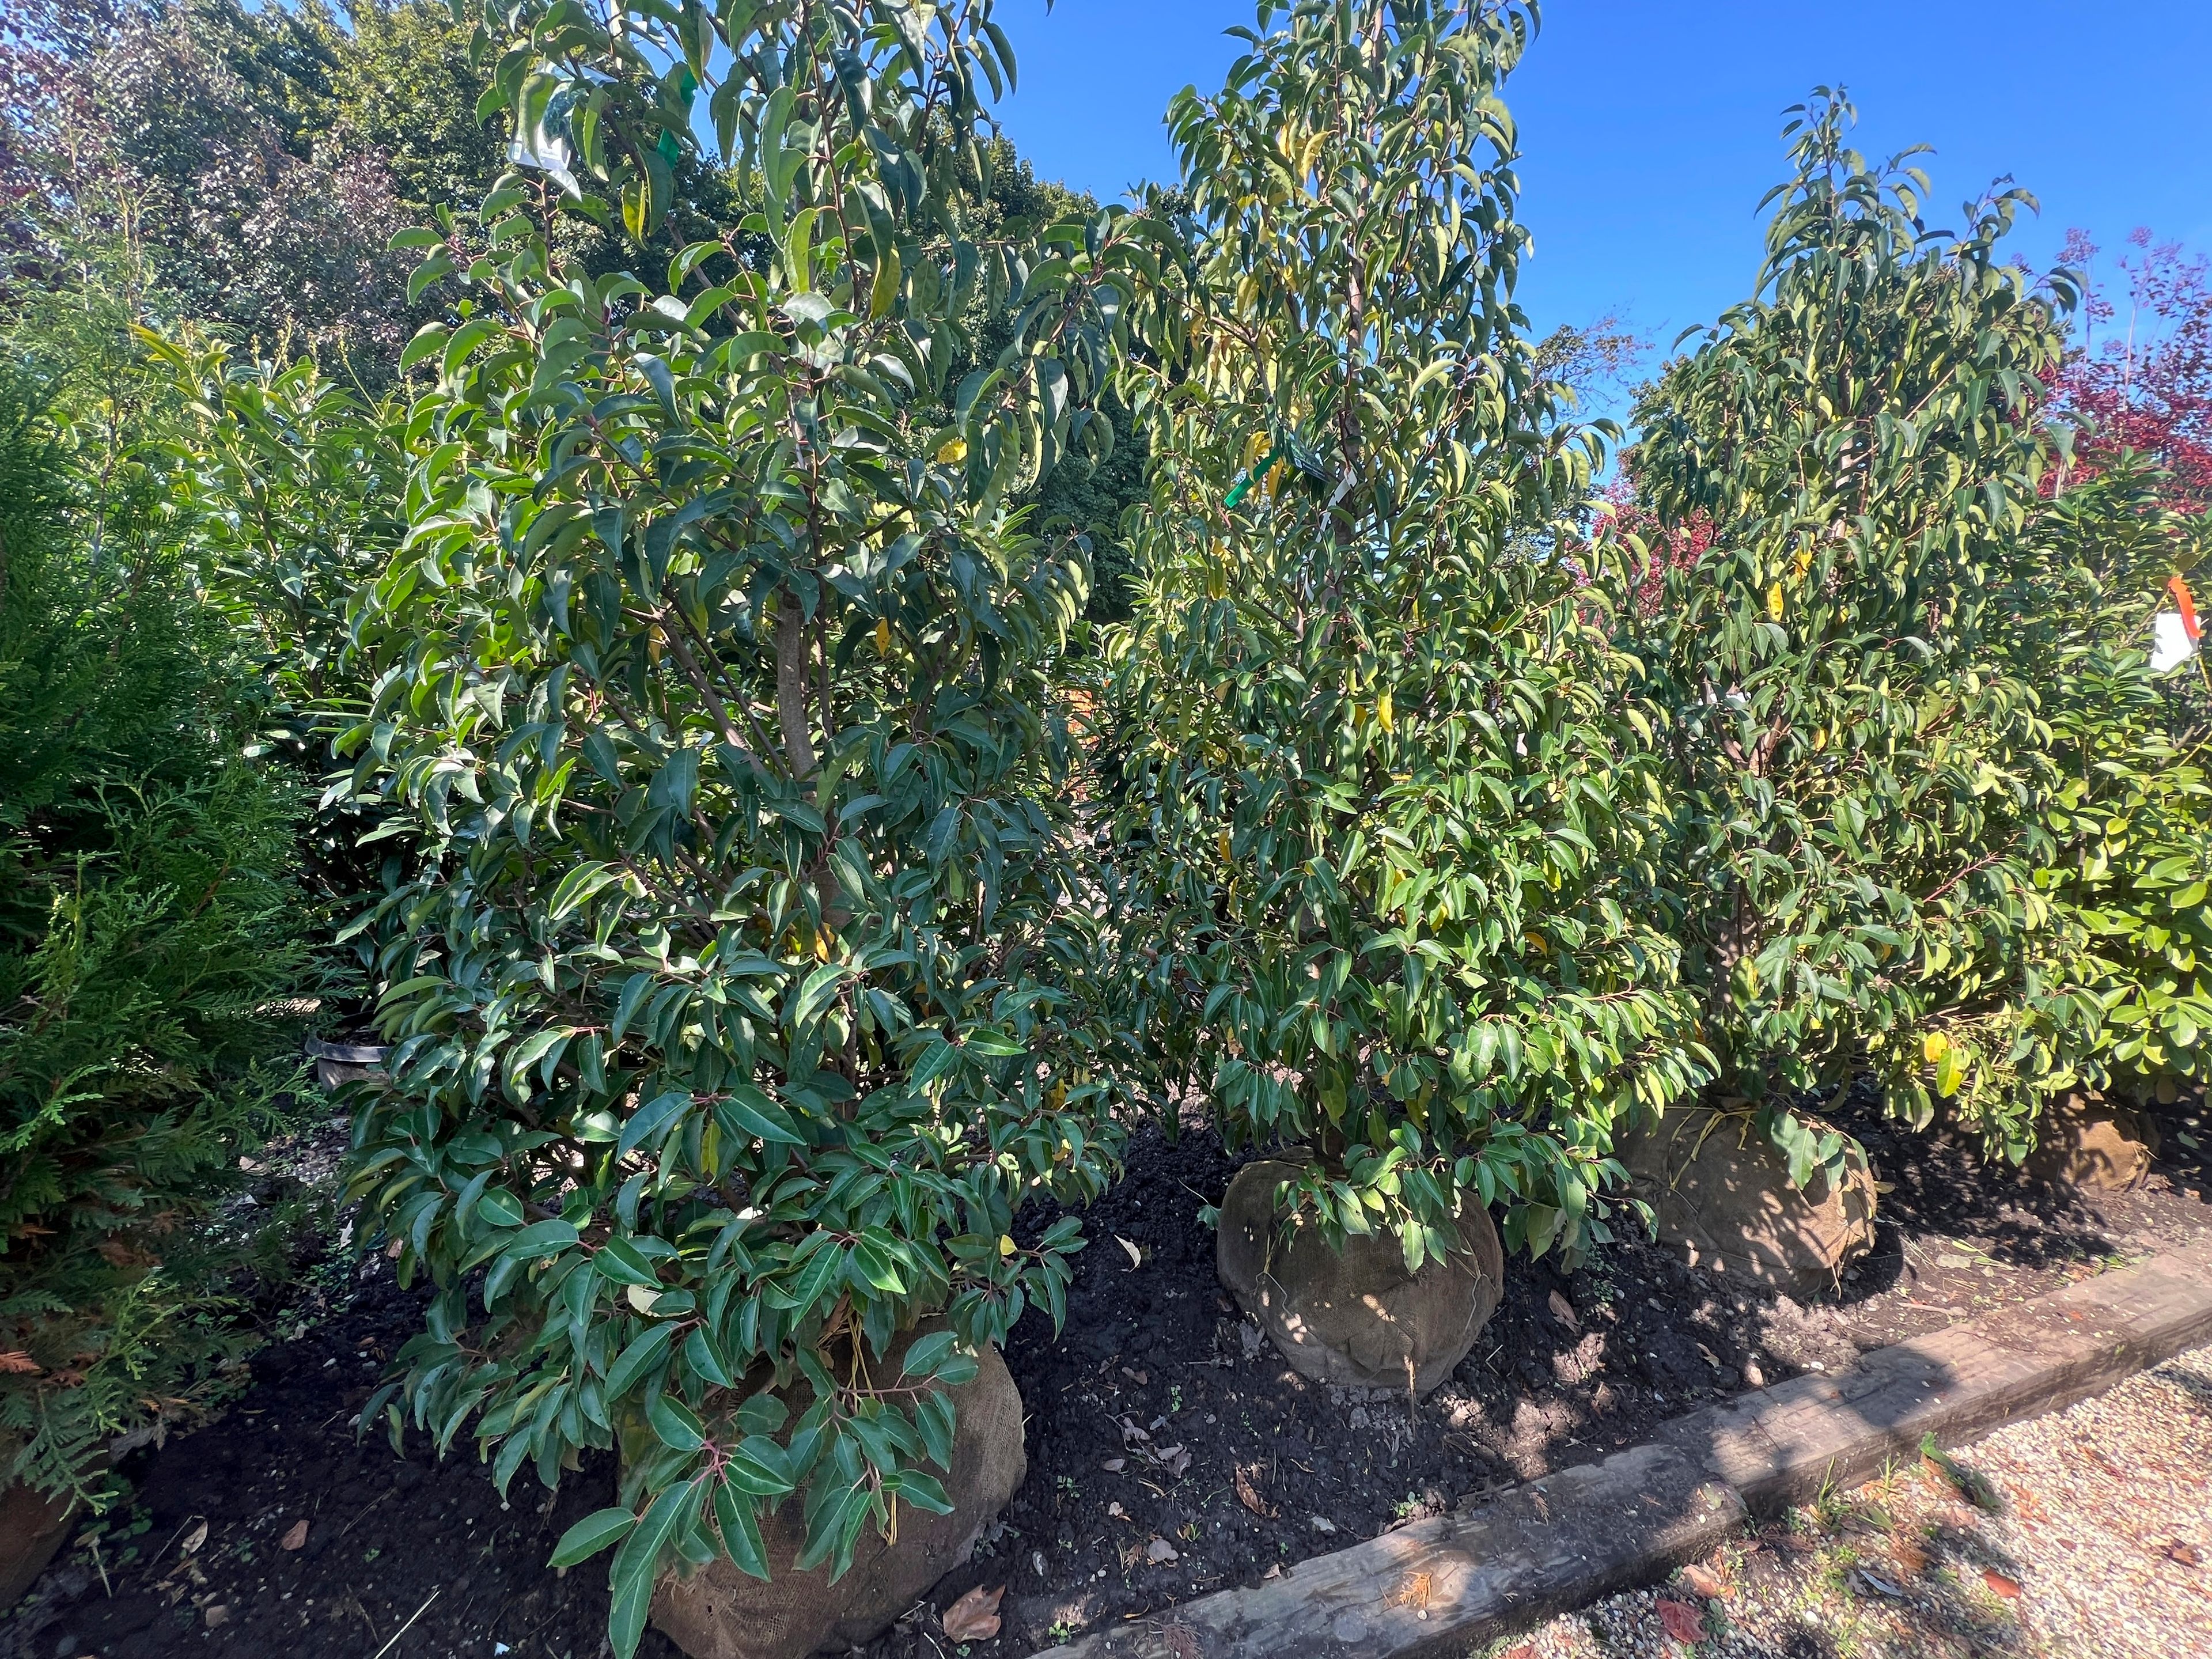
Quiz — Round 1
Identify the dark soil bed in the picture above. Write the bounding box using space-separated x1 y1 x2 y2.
7 1088 2206 1659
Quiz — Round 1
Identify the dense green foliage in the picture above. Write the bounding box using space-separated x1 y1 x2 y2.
336 3 1172 1649
1615 94 2206 1171
2016 467 2210 1109
0 360 313 1508
1107 1 1707 1268
2 3 2205 1646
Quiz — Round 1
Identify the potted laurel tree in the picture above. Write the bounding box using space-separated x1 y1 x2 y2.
1606 92 2093 1290
1106 0 1707 1399
339 5 1165 1655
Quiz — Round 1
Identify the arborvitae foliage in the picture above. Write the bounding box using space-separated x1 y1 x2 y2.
0 362 312 1507
1108 0 1707 1268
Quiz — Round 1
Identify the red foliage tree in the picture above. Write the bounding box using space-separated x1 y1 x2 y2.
2051 227 2212 513
1589 470 1713 616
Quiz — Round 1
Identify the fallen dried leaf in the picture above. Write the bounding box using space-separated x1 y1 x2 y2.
179 1520 209 1558
1656 1598 1705 1644
1892 1537 1930 1575
1982 1568 2022 1600
942 1583 1004 1641
1116 1235 1143 1270
1857 1567 1903 1599
1681 1563 1725 1599
203 1605 230 1629
1233 1467 1273 1518
1547 1289 1578 1329
1107 1501 1126 1518
2162 1541 2202 1568
1121 1367 1149 1385
1101 1457 1126 1472
280 1518 309 1551
1146 1537 1179 1564
1498 1647 1533 1659
1261 1563 1282 1581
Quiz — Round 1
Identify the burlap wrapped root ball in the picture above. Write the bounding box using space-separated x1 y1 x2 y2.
2022 1093 2160 1193
1217 1159 1505 1397
1617 1108 1877 1297
649 1320 1025 1659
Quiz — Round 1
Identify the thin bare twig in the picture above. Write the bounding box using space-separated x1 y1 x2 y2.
368 1586 441 1659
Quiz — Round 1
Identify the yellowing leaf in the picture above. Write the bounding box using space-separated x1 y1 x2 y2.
875 618 892 654
998 1234 1016 1258
1377 690 1394 733
1217 830 1233 861
1766 582 1785 620
1922 1031 1950 1063
935 437 967 465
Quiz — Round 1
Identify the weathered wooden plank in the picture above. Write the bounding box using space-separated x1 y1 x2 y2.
1027 1234 2212 1659
1026 1442 1743 1659
1669 1236 2212 1508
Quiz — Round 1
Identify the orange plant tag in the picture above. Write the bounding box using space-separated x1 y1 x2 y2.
2171 575 2201 641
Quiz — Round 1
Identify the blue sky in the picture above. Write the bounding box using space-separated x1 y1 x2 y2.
990 1 2212 368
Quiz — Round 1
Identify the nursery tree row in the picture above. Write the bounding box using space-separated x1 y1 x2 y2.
1 2 2205 1653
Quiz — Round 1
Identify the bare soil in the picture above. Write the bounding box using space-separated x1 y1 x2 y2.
4 1085 2204 1659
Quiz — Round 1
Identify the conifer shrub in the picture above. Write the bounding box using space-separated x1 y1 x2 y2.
0 363 312 1509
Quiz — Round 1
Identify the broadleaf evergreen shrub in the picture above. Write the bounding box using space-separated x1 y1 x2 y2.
1107 0 1709 1268
1613 92 2206 1170
2012 464 2210 1109
337 3 1170 1648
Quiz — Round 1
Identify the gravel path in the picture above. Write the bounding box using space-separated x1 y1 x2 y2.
1485 1342 2212 1659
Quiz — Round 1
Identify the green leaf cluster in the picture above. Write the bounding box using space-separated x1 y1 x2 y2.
2010 465 2210 1119
1105 1 1708 1268
337 4 1171 1649
0 357 316 1512
1613 90 2207 1169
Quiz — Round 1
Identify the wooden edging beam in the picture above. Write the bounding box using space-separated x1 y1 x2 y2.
1027 1234 2212 1659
